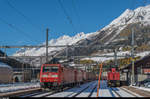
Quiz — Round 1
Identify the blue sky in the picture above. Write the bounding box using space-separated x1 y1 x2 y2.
0 0 147 54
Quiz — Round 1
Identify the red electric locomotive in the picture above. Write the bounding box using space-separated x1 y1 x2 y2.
107 68 120 87
40 64 76 89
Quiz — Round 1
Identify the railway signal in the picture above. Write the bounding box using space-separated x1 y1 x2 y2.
46 28 49 63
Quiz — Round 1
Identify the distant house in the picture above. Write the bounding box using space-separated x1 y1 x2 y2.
0 50 32 83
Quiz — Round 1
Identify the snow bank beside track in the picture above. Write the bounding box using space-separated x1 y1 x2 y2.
0 82 40 93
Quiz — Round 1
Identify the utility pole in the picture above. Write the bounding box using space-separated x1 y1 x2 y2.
40 57 42 66
114 49 117 68
85 65 86 72
4 47 7 58
73 46 75 63
32 62 34 81
131 28 135 85
30 58 32 82
46 28 49 63
22 51 25 82
66 44 69 60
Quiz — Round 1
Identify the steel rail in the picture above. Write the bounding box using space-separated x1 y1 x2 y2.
110 88 122 97
0 87 41 97
119 87 138 97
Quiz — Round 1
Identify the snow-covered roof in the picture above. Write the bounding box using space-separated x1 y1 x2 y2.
0 62 12 69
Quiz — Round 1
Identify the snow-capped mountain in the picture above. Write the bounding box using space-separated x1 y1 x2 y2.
13 4 150 66
103 5 150 29
13 32 98 56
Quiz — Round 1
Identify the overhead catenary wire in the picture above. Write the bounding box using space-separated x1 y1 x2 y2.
0 17 40 44
57 0 77 34
71 0 81 32
6 0 43 32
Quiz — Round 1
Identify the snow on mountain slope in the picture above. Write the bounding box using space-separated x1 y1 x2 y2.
104 5 150 29
82 51 150 62
13 32 98 56
13 4 150 61
97 4 150 45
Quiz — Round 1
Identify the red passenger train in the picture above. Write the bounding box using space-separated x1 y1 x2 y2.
107 68 120 87
40 64 96 89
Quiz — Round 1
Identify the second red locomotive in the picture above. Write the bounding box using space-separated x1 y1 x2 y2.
107 68 120 87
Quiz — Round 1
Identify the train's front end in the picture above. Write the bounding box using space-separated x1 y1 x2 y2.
40 64 61 89
107 68 120 87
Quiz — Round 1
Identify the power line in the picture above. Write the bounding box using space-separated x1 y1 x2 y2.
0 17 40 44
72 0 81 32
57 0 77 34
6 0 43 32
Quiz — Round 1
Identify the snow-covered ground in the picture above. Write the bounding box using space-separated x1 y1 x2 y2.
75 81 97 97
131 86 150 92
47 81 95 97
91 80 142 97
91 81 116 97
0 82 40 93
44 80 142 97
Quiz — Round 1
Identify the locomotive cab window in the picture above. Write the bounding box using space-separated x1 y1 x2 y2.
43 66 58 73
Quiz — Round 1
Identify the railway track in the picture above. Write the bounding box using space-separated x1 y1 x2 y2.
0 87 41 97
122 86 148 97
19 83 85 97
119 87 139 97
32 91 55 97
88 83 97 97
68 81 96 97
33 87 72 97
45 81 96 97
74 81 97 97
19 91 45 97
72 86 90 97
1 81 142 97
110 88 122 97
110 87 141 97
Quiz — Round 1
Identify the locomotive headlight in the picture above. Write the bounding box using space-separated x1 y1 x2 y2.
42 74 48 77
51 75 58 77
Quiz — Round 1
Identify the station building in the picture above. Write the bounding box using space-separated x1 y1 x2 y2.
120 54 150 84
